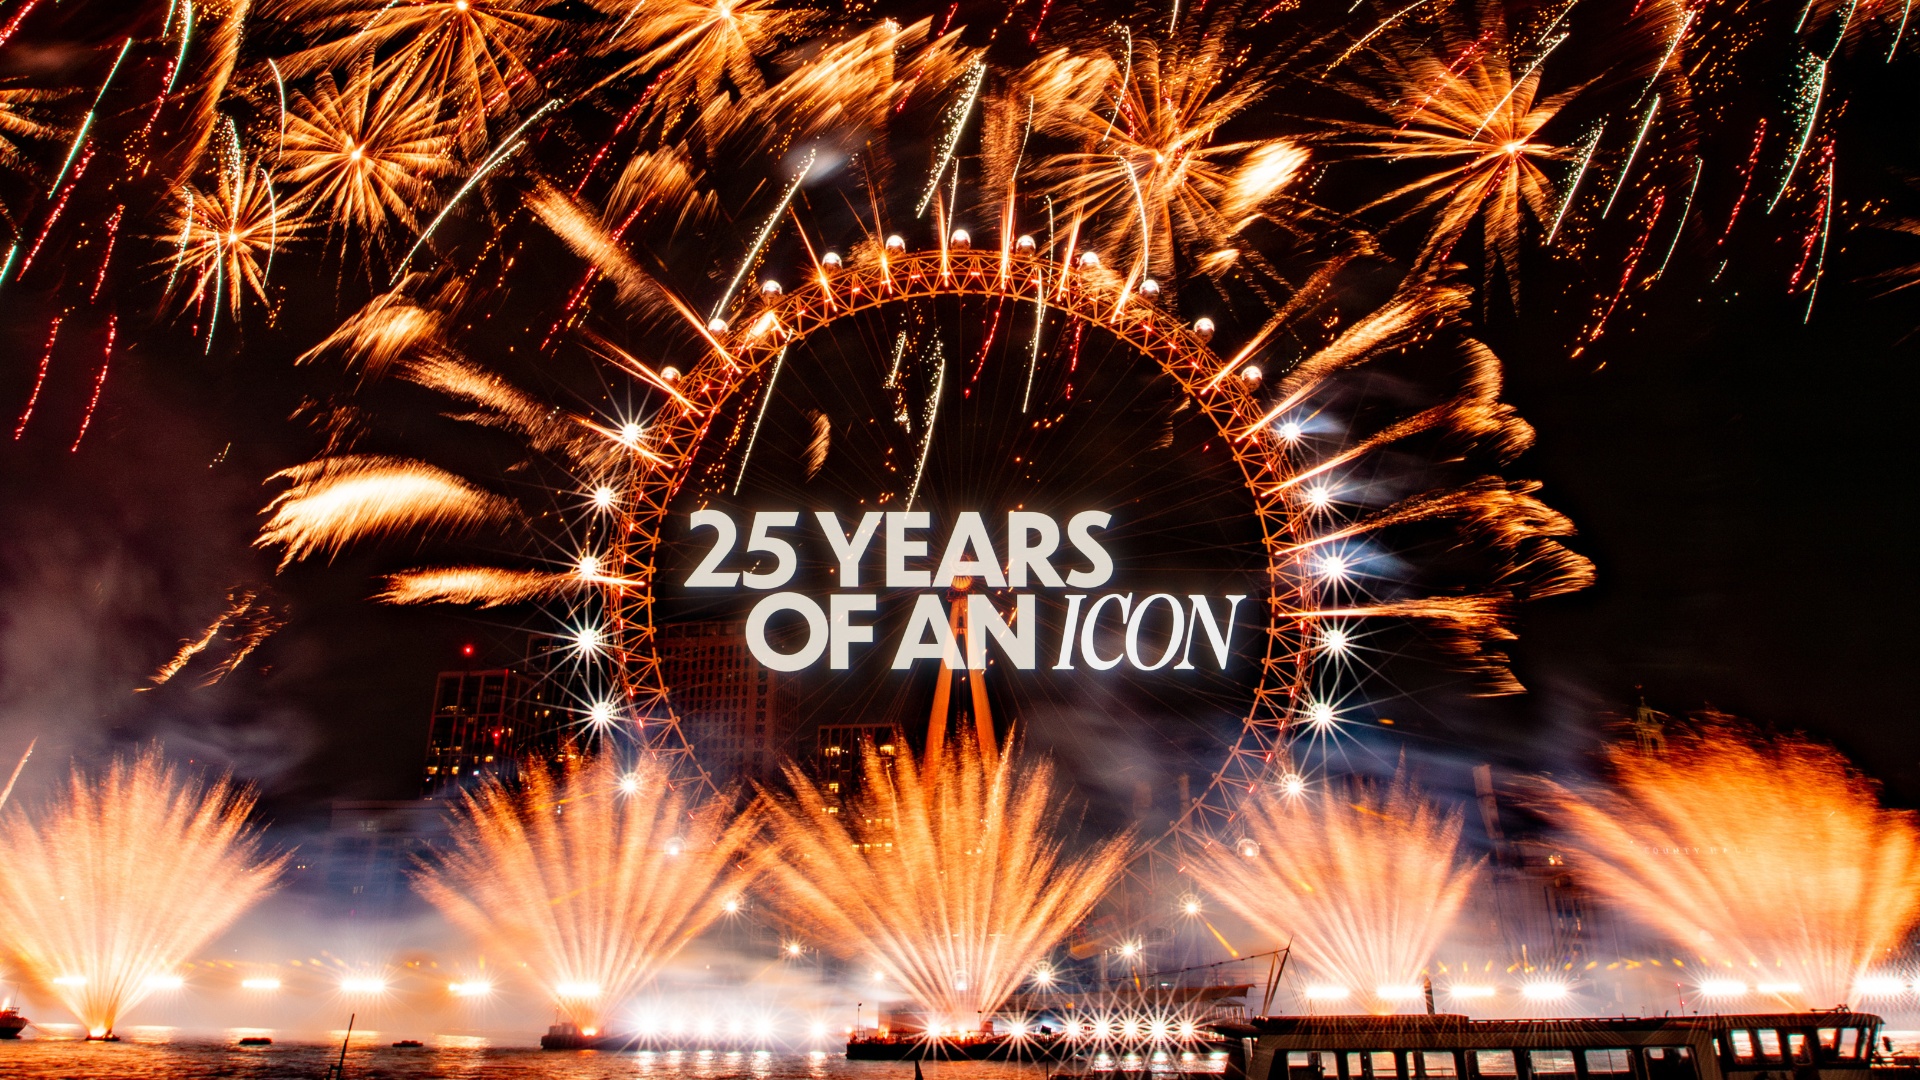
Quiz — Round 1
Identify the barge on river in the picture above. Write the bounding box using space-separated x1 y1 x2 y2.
1211 1012 1898 1080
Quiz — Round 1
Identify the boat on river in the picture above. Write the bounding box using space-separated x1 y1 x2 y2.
1208 1011 1904 1080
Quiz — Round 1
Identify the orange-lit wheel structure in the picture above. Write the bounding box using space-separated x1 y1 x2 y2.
598 244 1320 836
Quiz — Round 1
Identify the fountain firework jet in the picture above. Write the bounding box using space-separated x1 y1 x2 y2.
1541 723 1920 1010
414 753 756 1032
758 736 1128 1032
1193 770 1479 1014
0 749 285 1038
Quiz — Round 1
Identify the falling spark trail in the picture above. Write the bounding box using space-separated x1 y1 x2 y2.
1101 25 1132 143
267 59 287 156
166 188 193 292
1574 191 1664 359
713 150 815 323
905 341 946 511
1022 290 1046 413
1327 0 1443 71
1023 200 1053 412
90 206 124 302
166 0 192 94
70 315 116 453
49 38 132 197
1796 155 1834 321
395 100 561 283
1603 95 1659 219
1651 155 1702 281
1891 0 1914 58
732 346 788 495
13 316 62 440
21 146 93 276
1768 56 1826 213
1721 120 1767 244
0 739 33 812
886 331 908 388
1548 123 1604 244
0 0 41 49
916 62 985 217
1636 8 1695 106
0 242 16 291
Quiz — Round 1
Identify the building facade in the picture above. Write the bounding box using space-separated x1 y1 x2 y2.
813 722 899 814
421 667 532 797
658 620 799 783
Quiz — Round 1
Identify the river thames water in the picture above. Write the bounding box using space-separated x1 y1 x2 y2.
0 1027 1233 1079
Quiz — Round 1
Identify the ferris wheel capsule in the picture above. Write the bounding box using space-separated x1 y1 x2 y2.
822 251 842 269
760 279 783 297
884 235 907 254
1014 235 1037 255
1192 317 1215 343
949 229 971 250
1078 250 1101 269
707 317 728 333
1139 278 1161 298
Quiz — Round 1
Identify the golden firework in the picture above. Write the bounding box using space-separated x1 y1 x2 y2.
278 59 457 238
1192 767 1479 1015
1540 722 1920 1010
164 165 305 318
270 0 563 152
0 750 286 1038
415 752 756 1031
1337 5 1579 299
1029 13 1309 282
758 735 1129 1028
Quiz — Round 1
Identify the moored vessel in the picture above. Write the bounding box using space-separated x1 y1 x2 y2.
0 1005 27 1040
1211 1011 1899 1080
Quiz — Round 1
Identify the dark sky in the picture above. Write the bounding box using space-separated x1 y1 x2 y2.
1 0 1916 822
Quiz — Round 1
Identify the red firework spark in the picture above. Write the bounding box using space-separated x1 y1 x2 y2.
18 145 95 277
0 0 41 48
1572 190 1666 360
90 205 124 302
70 314 116 452
1720 118 1767 246
13 315 63 440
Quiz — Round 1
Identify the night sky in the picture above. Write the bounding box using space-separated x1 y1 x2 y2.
0 0 1916 825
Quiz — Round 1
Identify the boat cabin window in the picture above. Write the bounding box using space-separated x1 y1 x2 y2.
1727 1031 1756 1062
1531 1050 1577 1075
1786 1034 1809 1063
1473 1050 1518 1079
1345 1050 1402 1077
1585 1049 1633 1077
1836 1028 1861 1059
1757 1031 1783 1059
1644 1045 1695 1080
1417 1051 1461 1077
1288 1050 1338 1080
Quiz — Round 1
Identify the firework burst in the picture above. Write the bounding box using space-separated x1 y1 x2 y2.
1539 722 1920 1010
1336 3 1580 300
758 735 1129 1027
269 0 563 153
278 59 457 240
415 752 757 1031
164 166 305 321
1029 10 1309 282
0 750 286 1038
1193 767 1479 1014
